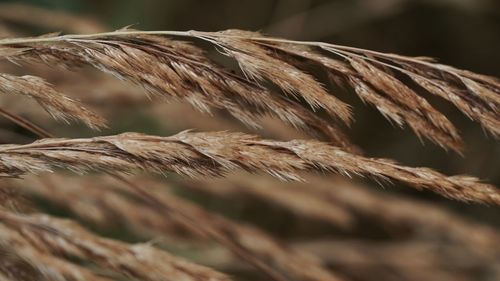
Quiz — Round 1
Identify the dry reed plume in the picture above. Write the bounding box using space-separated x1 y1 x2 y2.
0 29 500 151
0 28 498 151
0 131 498 204
0 30 355 151
0 73 106 129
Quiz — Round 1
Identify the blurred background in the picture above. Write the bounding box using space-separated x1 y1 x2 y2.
0 1 499 281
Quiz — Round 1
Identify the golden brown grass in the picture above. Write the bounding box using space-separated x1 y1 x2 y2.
0 5 499 281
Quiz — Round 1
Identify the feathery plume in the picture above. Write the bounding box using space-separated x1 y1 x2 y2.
199 30 499 151
1 29 498 151
0 209 231 281
199 29 352 124
0 32 356 151
0 73 106 129
0 223 114 281
5 175 345 281
0 131 498 204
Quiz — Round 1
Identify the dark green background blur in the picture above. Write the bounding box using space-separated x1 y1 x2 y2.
1 0 499 224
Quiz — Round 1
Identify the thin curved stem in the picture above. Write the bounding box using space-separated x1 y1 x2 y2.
0 29 433 66
0 107 53 138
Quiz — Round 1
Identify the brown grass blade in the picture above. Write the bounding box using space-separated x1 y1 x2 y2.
0 219 111 281
295 240 495 281
11 172 500 281
346 57 460 140
304 176 500 246
182 174 355 230
0 224 114 281
320 46 500 137
202 30 498 148
0 131 498 204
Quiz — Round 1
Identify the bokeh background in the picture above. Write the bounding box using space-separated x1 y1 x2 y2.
0 1 499 280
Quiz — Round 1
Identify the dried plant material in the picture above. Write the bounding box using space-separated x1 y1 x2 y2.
177 174 500 281
180 174 500 252
327 49 500 138
0 108 52 138
11 173 500 281
347 76 461 149
0 130 498 204
200 29 352 124
193 31 499 150
11 173 346 281
199 30 498 151
397 67 500 135
0 32 356 151
0 29 497 151
0 224 113 281
0 182 30 212
0 29 500 151
250 42 466 152
346 58 461 148
0 46 28 57
0 73 106 129
0 209 231 281
0 10 497 281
